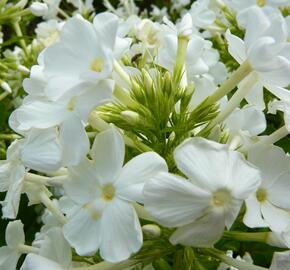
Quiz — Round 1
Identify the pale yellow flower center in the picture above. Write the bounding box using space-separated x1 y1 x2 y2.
257 0 266 7
256 188 268 202
67 96 77 112
84 203 102 220
91 58 104 73
212 188 232 208
102 183 115 201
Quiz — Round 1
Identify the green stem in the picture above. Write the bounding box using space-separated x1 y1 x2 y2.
223 231 269 243
200 71 258 135
12 20 29 56
205 60 252 106
173 36 189 82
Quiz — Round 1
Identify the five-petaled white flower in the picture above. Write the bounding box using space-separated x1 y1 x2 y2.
144 137 261 247
62 128 168 262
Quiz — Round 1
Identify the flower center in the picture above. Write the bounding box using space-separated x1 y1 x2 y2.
256 0 266 7
212 188 232 208
67 96 77 112
102 183 115 201
256 188 268 202
83 203 102 220
91 58 104 73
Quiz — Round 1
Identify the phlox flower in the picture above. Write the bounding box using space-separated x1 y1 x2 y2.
244 144 290 231
0 128 62 219
144 137 261 247
9 79 113 166
225 6 290 109
62 128 167 262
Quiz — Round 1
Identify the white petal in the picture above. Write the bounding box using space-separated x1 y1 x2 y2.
39 227 71 268
0 247 19 270
60 115 90 166
270 251 290 270
116 152 168 203
91 128 125 185
225 199 243 229
144 173 210 227
0 161 13 192
75 80 114 121
6 220 25 248
174 137 228 191
20 254 64 270
268 172 290 210
64 159 101 205
1 163 26 219
21 128 62 172
225 30 246 64
261 202 290 232
93 12 119 50
244 195 268 228
63 205 102 256
10 99 64 131
100 199 142 262
248 144 290 187
170 210 225 247
226 150 261 200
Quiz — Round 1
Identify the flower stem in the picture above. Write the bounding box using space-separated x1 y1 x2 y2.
26 173 66 187
206 248 267 270
205 60 252 106
201 72 258 135
173 36 189 83
39 192 67 225
12 20 29 56
259 125 289 145
223 231 269 243
17 244 39 254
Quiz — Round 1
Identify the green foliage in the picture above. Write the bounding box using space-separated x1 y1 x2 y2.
99 69 218 171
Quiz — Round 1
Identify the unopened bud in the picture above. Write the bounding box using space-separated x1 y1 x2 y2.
0 81 12 93
142 224 161 238
267 232 288 248
30 2 48 16
121 110 139 124
15 0 28 8
18 65 30 74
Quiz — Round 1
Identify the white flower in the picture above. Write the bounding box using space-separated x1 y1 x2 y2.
162 13 193 38
21 227 71 270
244 144 290 231
0 128 61 219
62 128 167 262
189 0 216 28
144 137 261 247
225 6 290 109
9 80 113 166
35 20 64 47
224 105 266 148
0 220 25 270
39 13 128 101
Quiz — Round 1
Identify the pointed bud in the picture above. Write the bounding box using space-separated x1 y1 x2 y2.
121 110 139 124
18 65 30 74
142 224 161 238
15 0 28 8
30 2 48 16
1 81 12 93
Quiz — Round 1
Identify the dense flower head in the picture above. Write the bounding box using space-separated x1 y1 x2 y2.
0 0 290 270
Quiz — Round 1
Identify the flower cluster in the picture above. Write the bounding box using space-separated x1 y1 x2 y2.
1 0 290 269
